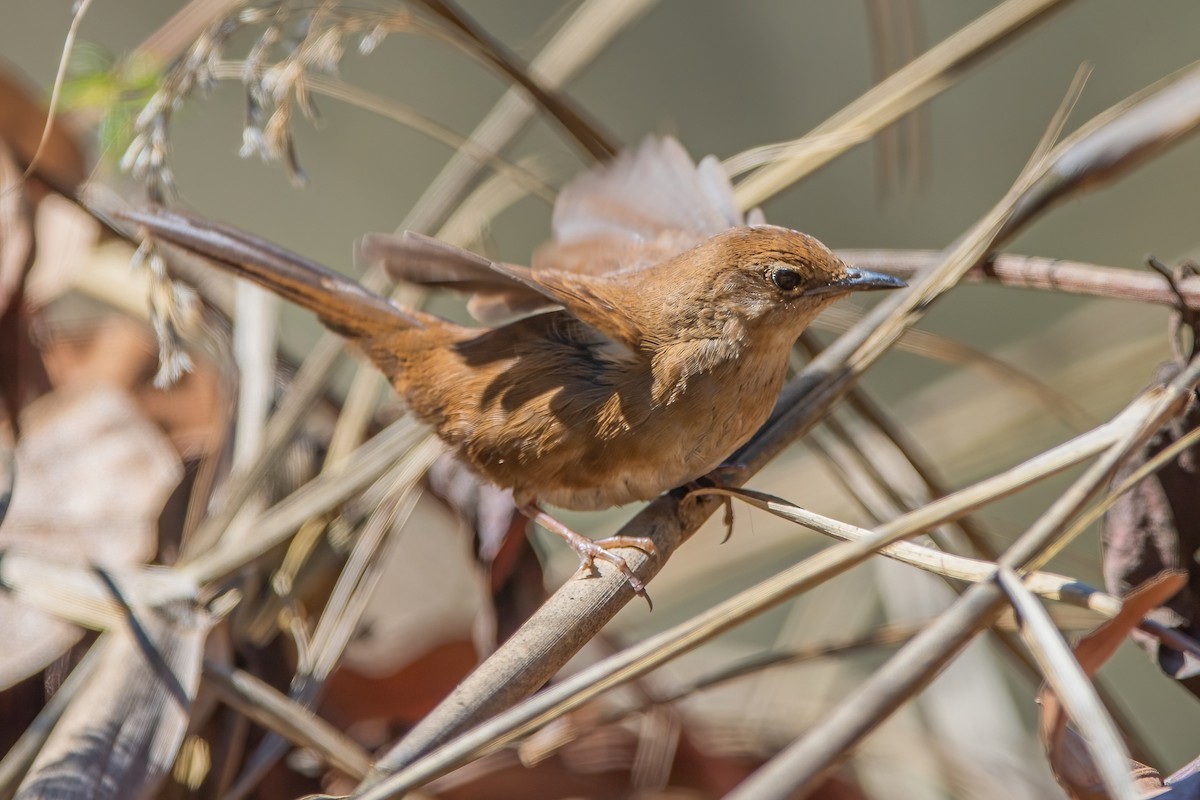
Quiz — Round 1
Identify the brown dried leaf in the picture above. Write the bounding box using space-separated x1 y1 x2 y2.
0 142 32 316
0 387 182 688
23 193 101 310
41 316 227 460
14 602 214 799
424 452 545 645
1103 364 1200 695
1039 571 1186 799
339 489 488 679
0 137 36 428
0 59 87 194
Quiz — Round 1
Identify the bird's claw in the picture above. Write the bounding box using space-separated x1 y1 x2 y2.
521 504 656 608
572 535 657 609
685 463 746 543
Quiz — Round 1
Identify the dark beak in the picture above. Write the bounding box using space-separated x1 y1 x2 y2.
806 267 907 296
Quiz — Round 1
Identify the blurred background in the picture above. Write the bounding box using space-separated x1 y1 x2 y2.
3 1 1200 798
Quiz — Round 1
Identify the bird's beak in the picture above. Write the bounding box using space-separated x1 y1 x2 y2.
806 266 907 296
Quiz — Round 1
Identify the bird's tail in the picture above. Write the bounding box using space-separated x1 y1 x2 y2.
116 207 439 338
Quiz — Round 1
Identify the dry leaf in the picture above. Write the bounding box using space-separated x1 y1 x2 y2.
425 452 543 646
15 601 214 799
23 192 101 310
1103 364 1200 696
0 137 36 431
0 60 87 194
0 387 182 688
340 490 487 679
1039 571 1186 799
41 316 227 460
0 141 31 317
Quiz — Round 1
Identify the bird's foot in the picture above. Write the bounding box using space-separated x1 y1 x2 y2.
686 462 748 543
520 504 657 608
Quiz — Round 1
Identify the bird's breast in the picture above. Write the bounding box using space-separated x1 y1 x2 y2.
390 321 788 512
525 343 789 510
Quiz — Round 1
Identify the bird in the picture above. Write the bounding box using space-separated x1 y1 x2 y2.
117 137 905 602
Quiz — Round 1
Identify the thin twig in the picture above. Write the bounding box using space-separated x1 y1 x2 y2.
18 0 94 186
729 0 1074 207
203 661 372 780
726 360 1199 799
840 249 1200 309
181 419 426 584
693 485 1122 621
409 0 618 161
354 400 1147 798
997 568 1137 800
399 0 658 235
361 46 1200 795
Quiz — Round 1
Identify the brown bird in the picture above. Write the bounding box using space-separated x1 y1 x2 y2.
118 137 904 600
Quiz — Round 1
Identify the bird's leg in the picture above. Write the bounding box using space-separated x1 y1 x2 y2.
686 463 749 543
519 504 657 606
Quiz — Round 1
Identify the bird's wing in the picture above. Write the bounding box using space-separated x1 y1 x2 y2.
359 231 514 293
365 230 646 349
486 262 647 351
364 136 745 327
358 231 555 322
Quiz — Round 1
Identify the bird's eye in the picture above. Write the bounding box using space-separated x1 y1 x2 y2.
771 268 803 292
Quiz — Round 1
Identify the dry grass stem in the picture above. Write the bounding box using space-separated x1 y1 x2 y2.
0 555 198 632
202 661 372 780
409 0 617 161
205 63 557 205
727 357 1200 799
729 0 1074 207
796 338 1015 558
1004 59 1200 236
362 41 1200 796
356 391 1156 799
14 603 213 799
607 604 1108 730
223 449 435 798
15 3 1200 798
1041 423 1200 569
399 0 658 235
811 310 1094 429
180 418 427 584
800 386 1155 758
0 643 102 798
17 0 93 185
841 249 1200 309
436 154 557 249
699 486 1122 617
230 283 278 472
996 567 1138 800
